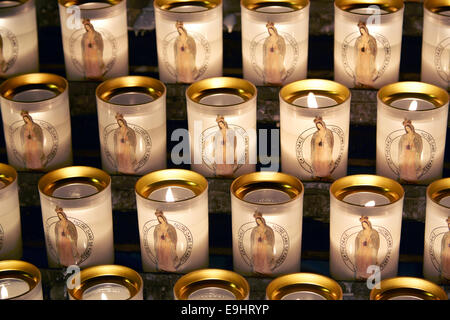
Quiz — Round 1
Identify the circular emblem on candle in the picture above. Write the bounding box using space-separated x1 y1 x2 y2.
0 27 18 76
295 117 345 180
237 211 290 275
434 37 450 83
385 119 436 183
45 207 94 267
161 21 210 83
9 111 58 171
200 115 249 177
249 22 299 85
341 22 391 88
339 216 393 280
103 113 152 174
429 218 450 282
142 210 194 273
69 19 118 80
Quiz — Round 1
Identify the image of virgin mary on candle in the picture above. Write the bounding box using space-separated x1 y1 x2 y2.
174 21 197 83
354 216 380 280
250 211 275 275
81 19 105 80
311 117 334 179
263 22 286 85
114 113 137 174
54 206 80 267
398 119 423 183
154 210 179 272
440 217 450 283
20 111 46 170
212 115 237 177
354 21 377 88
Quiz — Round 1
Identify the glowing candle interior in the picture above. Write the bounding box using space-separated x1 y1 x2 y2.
52 183 99 199
243 188 292 204
390 98 436 111
148 186 196 202
82 283 131 300
199 93 245 106
255 6 296 13
281 291 327 300
12 89 57 102
188 287 237 300
108 92 154 105
439 196 450 208
169 5 208 12
292 93 337 108
342 192 391 206
0 278 29 300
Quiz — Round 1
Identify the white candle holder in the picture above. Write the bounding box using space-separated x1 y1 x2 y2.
0 0 39 78
370 277 448 300
230 171 304 277
0 163 21 260
240 0 310 86
186 77 257 178
329 174 404 281
0 260 42 300
96 76 167 175
135 169 209 273
58 0 129 81
421 0 450 91
265 272 343 300
423 178 450 284
280 79 351 182
153 0 223 84
376 82 449 185
68 264 143 300
173 268 250 300
334 0 404 89
38 166 114 269
0 73 73 172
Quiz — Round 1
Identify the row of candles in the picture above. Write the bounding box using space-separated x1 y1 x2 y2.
0 166 449 300
0 0 448 90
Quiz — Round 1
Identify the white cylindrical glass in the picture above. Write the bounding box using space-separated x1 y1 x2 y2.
154 0 223 84
329 175 404 281
241 0 309 86
38 166 114 269
280 79 351 181
186 77 257 178
96 76 167 175
135 169 209 273
370 277 448 300
0 73 73 171
0 260 43 300
58 0 129 81
265 273 343 300
376 82 449 185
231 171 304 277
424 178 450 284
68 265 143 300
173 268 250 300
334 0 404 89
0 163 21 260
0 0 39 78
421 0 450 91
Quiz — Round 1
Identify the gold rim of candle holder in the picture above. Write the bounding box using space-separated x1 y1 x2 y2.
0 260 41 299
424 0 450 15
370 277 448 300
154 0 222 12
0 0 34 15
0 163 17 190
378 81 449 111
330 174 404 207
38 166 111 200
335 0 404 13
0 73 67 103
241 0 309 12
96 76 166 106
173 268 250 300
266 272 343 300
280 79 351 109
67 264 143 300
186 77 257 107
427 177 450 209
231 171 304 205
135 169 208 203
58 0 123 8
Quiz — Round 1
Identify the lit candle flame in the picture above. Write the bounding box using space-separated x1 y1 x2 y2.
165 187 175 202
408 100 418 111
1 285 7 299
307 92 319 109
365 200 376 207
101 292 107 300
